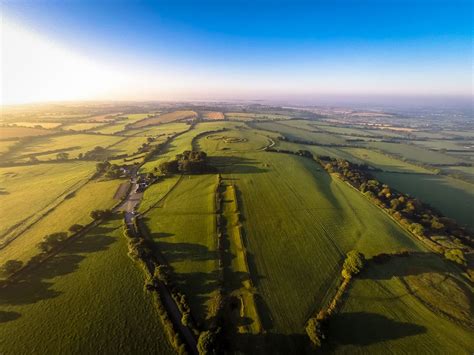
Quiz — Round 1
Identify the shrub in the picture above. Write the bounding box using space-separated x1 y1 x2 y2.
197 329 220 355
444 249 467 266
342 250 365 276
306 318 324 347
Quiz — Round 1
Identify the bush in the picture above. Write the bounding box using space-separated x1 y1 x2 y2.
197 329 220 355
444 249 467 266
306 318 324 347
342 250 365 277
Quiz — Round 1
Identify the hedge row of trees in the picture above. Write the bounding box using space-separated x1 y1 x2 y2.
306 250 366 348
122 220 189 354
317 156 472 267
160 150 211 175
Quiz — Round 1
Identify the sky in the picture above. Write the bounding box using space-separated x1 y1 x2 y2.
1 0 473 105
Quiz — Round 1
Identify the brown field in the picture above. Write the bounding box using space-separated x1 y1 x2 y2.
130 110 197 128
202 111 225 120
0 126 56 139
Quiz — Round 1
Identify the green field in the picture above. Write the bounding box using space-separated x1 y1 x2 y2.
141 174 220 326
329 254 473 354
254 121 347 145
1 104 472 354
0 218 173 354
0 178 121 267
375 172 474 229
368 142 464 165
0 162 95 241
6 133 123 161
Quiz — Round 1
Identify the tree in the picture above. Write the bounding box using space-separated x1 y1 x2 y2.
306 318 323 347
69 224 84 234
197 329 219 355
444 249 467 266
1 259 23 276
181 312 192 327
56 152 69 160
342 250 365 277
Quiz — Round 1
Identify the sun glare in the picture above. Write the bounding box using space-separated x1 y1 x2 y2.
1 18 127 105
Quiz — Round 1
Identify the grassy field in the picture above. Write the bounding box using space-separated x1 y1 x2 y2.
10 122 62 129
329 254 473 354
368 142 464 165
0 127 56 139
340 147 433 173
61 122 108 131
194 126 424 350
141 174 220 327
375 172 474 229
131 110 197 128
125 121 190 137
140 121 243 173
0 218 173 354
254 121 347 145
0 162 95 241
0 178 121 267
6 133 123 161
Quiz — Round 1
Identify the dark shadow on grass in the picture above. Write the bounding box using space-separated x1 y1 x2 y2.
0 310 21 323
231 332 312 354
209 155 268 174
329 312 426 346
0 222 117 307
359 253 460 280
158 241 218 263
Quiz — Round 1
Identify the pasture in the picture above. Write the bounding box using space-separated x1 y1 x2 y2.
0 162 95 243
329 254 473 354
130 110 197 128
0 218 173 354
6 133 123 161
0 126 56 139
141 174 220 326
368 142 464 165
0 178 121 267
375 172 474 229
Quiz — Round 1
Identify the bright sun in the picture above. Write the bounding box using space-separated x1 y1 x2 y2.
1 18 128 105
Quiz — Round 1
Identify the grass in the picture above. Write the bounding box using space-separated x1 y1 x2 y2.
368 142 464 165
131 110 197 128
374 172 474 229
141 174 220 327
125 122 190 137
195 123 424 351
328 254 473 354
0 178 122 267
10 122 62 129
7 133 123 161
0 162 95 241
139 121 242 174
340 147 433 173
0 140 18 155
221 183 262 334
61 122 108 131
0 218 173 354
225 112 291 121
0 127 56 139
91 122 130 135
253 121 346 145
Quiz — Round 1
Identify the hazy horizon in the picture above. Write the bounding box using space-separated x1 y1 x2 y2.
2 0 473 105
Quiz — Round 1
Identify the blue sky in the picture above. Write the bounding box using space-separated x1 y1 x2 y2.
2 0 473 104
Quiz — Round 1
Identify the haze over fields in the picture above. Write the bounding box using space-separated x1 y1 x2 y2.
0 1 473 355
